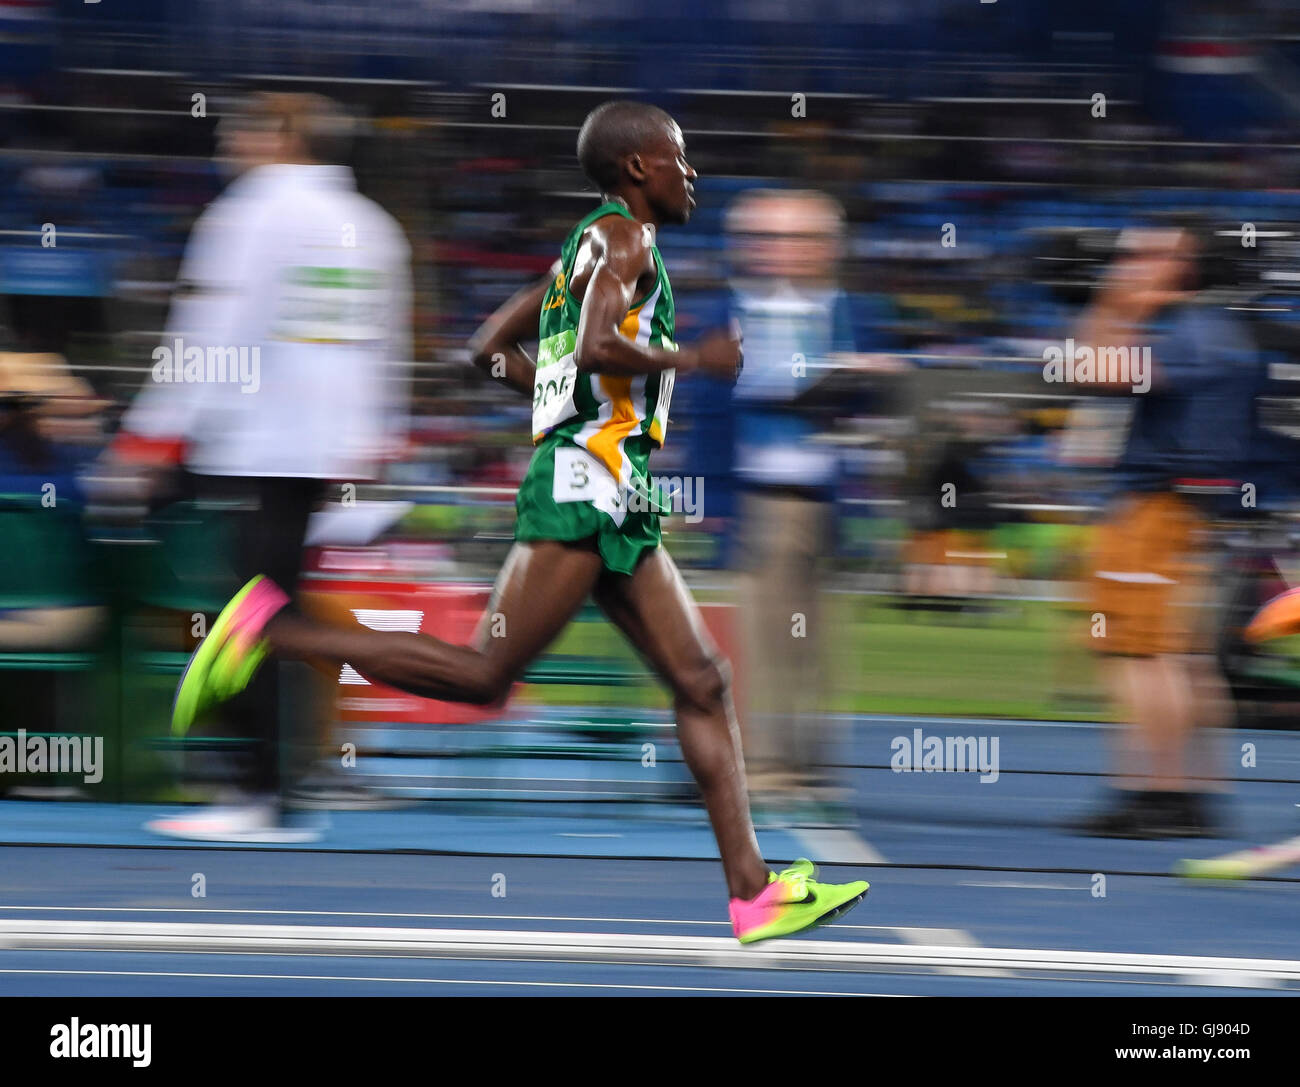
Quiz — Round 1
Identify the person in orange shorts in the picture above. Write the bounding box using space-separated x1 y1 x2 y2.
1067 223 1257 838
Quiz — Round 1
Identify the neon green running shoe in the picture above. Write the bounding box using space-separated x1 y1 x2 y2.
729 858 870 945
171 575 290 736
1176 858 1252 881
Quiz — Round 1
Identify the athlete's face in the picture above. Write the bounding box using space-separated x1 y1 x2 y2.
642 122 697 226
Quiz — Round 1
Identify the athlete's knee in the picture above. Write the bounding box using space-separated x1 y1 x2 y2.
713 654 734 693
460 657 515 705
676 653 731 714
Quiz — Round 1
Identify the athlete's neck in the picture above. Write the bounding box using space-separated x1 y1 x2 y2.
603 191 661 231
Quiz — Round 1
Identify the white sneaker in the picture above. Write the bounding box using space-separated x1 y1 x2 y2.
145 802 322 843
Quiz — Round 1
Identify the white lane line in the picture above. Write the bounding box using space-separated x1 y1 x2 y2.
791 828 886 864
960 881 1091 890
0 921 1292 988
895 927 1009 978
896 927 979 946
0 969 898 996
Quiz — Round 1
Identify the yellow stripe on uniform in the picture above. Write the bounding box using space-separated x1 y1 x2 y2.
586 375 639 480
578 297 652 482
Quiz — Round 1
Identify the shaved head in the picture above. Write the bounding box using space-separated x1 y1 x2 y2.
577 100 676 191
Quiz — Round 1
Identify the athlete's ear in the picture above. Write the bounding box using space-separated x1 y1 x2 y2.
625 152 648 185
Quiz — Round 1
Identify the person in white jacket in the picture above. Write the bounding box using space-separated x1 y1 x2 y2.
108 92 412 841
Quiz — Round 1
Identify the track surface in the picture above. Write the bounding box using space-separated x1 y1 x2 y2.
2 716 1298 996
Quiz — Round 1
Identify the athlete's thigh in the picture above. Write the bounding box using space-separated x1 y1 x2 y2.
593 547 720 691
471 538 604 677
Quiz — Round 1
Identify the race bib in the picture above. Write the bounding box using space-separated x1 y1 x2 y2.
552 447 672 522
533 328 580 436
553 446 618 505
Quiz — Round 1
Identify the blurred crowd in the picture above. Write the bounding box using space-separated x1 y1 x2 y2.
5 0 1300 834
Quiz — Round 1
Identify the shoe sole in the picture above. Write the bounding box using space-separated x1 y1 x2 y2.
803 884 871 933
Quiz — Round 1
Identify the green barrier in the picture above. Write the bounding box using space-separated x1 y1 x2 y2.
0 497 115 797
0 497 98 607
113 501 242 800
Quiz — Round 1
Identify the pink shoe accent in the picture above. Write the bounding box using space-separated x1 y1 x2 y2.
729 877 795 937
230 578 291 645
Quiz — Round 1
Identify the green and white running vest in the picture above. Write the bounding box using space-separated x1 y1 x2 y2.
531 200 677 487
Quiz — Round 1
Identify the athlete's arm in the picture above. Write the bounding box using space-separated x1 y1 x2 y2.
467 267 555 398
573 217 741 381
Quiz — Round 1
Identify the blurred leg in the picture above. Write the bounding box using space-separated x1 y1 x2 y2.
266 538 604 705
1105 656 1153 785
788 498 832 795
1187 653 1232 791
1139 496 1205 793
1149 655 1197 789
1083 494 1218 834
738 491 785 794
217 475 320 800
593 548 769 901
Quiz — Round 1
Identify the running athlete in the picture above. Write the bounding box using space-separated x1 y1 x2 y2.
171 100 869 944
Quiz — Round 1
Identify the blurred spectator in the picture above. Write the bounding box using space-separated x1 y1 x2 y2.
1071 224 1252 839
104 92 413 842
0 351 106 797
724 188 861 817
0 350 106 651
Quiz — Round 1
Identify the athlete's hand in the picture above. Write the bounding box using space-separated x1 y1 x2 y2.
686 323 744 382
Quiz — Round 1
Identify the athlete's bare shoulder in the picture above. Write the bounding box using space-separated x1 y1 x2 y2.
569 212 657 303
